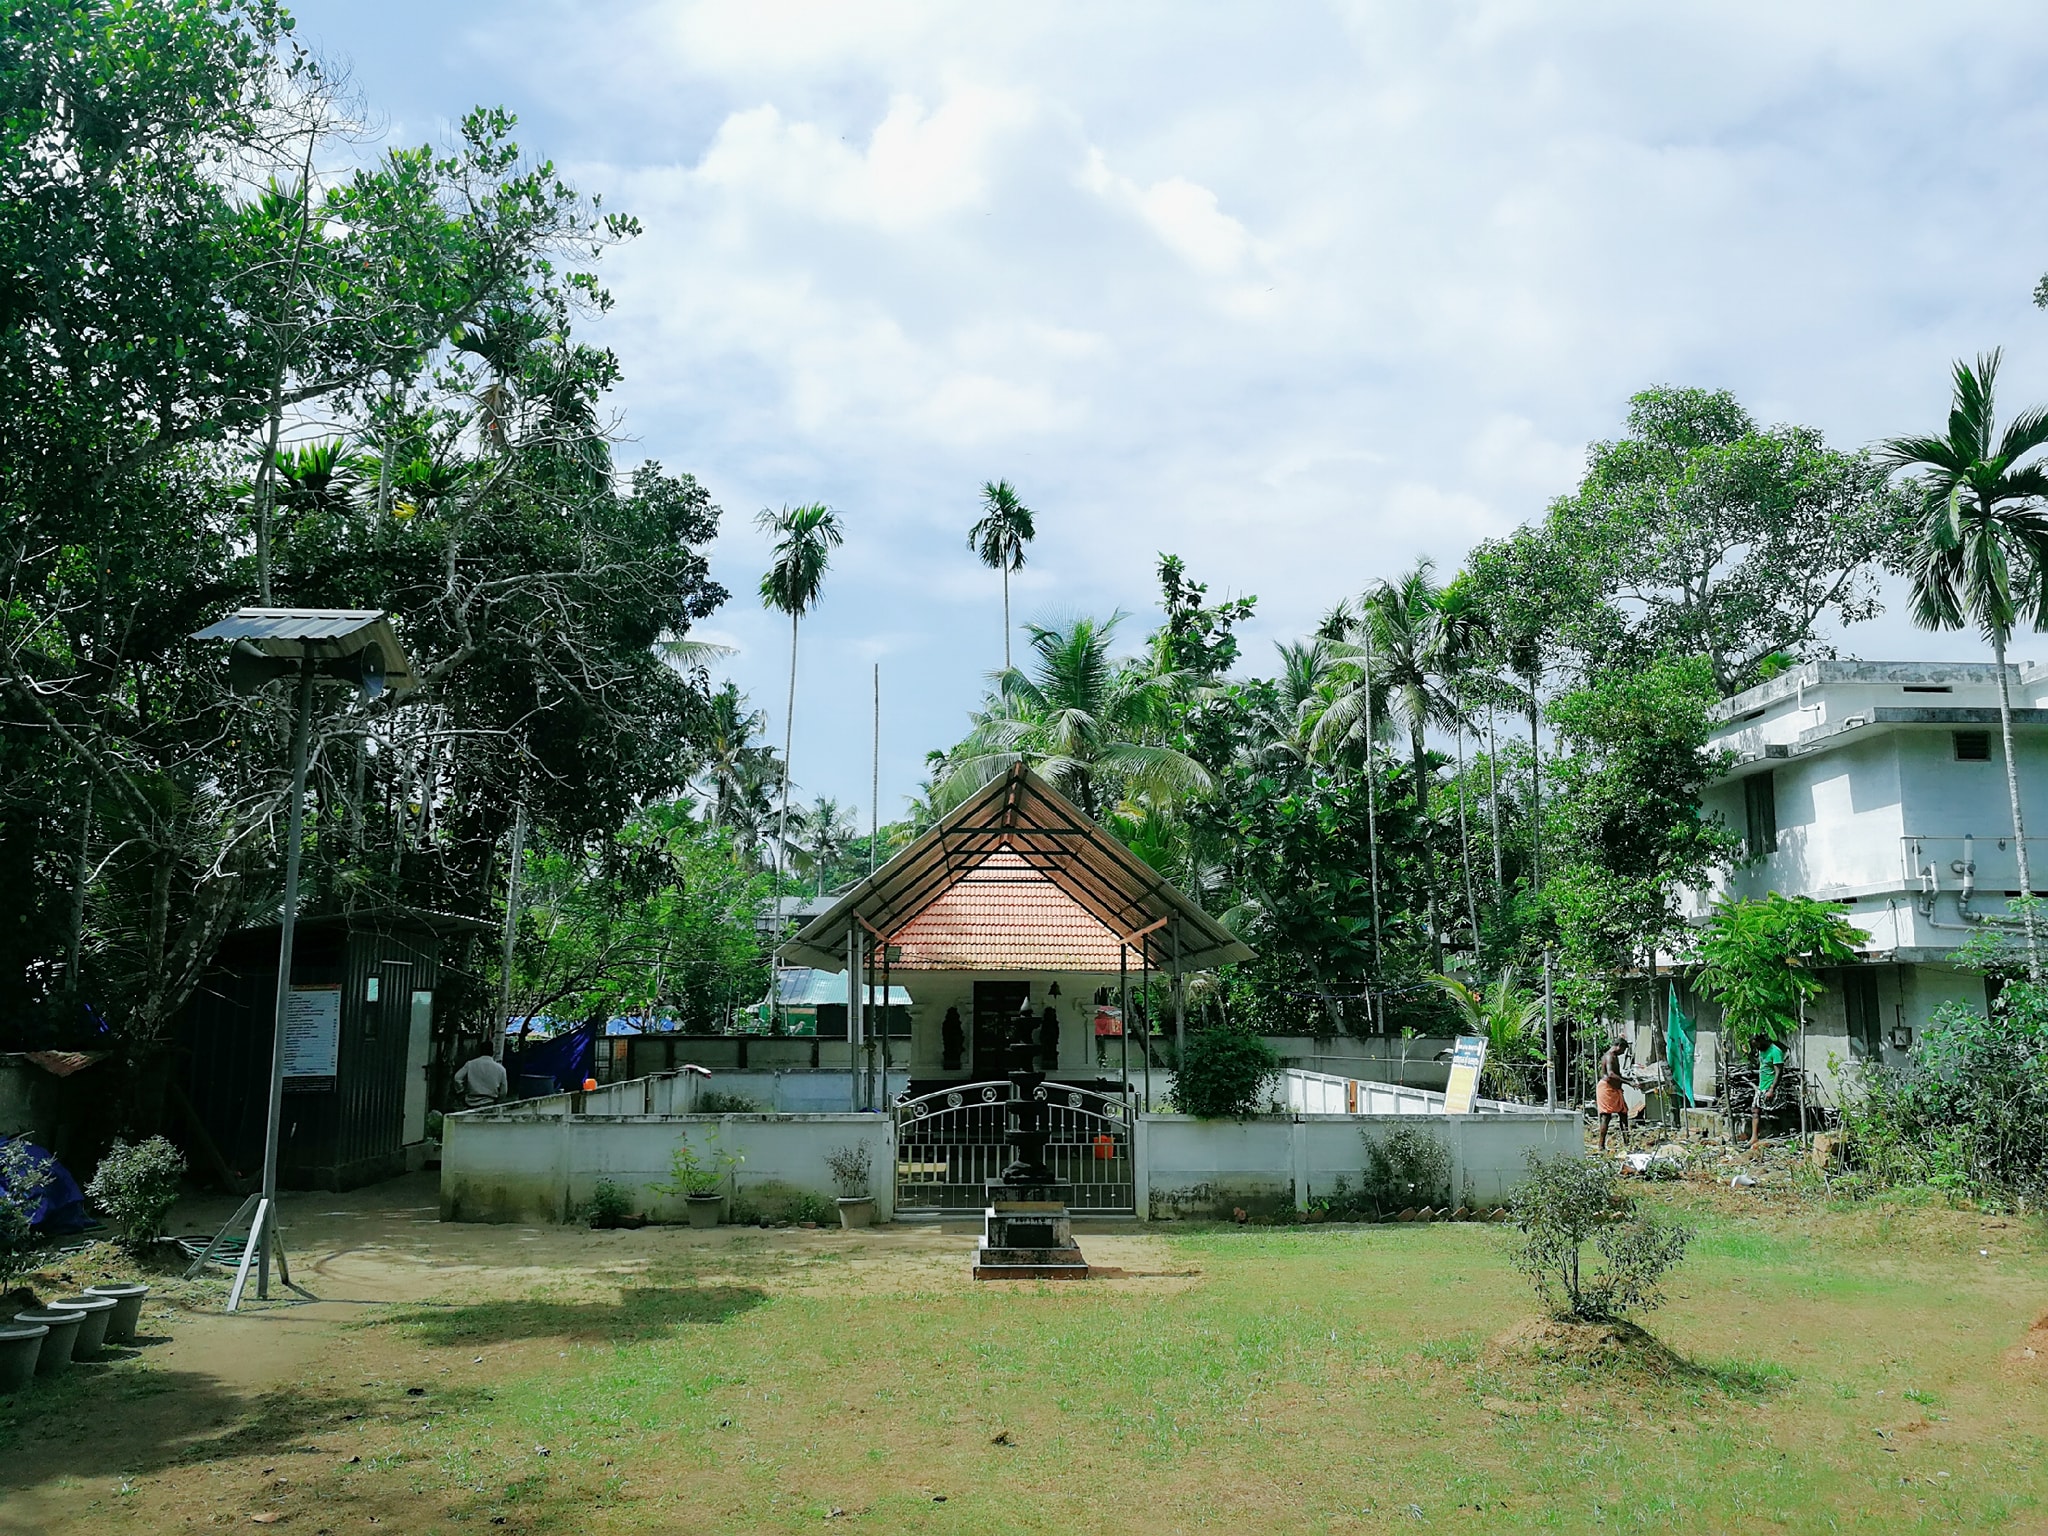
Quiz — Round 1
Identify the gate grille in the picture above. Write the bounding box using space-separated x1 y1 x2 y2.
894 1081 1134 1215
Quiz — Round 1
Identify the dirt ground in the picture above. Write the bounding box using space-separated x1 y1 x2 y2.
0 1178 1191 1534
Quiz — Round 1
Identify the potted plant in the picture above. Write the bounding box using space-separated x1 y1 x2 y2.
653 1134 741 1228
827 1143 875 1229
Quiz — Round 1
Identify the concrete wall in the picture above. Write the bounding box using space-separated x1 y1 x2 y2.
1138 1111 1581 1219
441 1074 1582 1226
441 1102 894 1225
1267 1037 1456 1090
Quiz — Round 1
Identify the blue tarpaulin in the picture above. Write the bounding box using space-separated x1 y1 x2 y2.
0 1137 92 1235
506 1024 596 1096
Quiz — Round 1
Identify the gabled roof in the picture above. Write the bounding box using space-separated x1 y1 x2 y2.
778 764 1253 971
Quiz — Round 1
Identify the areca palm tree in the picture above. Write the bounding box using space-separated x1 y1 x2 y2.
758 503 845 883
1430 572 1492 951
943 614 1210 818
967 479 1037 670
1431 968 1546 1101
1882 350 2048 980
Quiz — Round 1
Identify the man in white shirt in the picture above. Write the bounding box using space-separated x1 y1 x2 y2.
452 1039 509 1109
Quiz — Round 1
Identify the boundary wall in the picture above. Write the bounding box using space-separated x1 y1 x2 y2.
442 1071 1580 1224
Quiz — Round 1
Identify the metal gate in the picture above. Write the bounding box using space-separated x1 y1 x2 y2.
894 1081 1135 1215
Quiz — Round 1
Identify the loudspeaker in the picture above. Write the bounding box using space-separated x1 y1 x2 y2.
318 642 386 699
227 640 295 696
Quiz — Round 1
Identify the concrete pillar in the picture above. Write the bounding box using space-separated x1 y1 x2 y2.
1290 1116 1309 1212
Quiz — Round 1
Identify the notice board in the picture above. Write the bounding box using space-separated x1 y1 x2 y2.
282 985 342 1078
1443 1034 1487 1115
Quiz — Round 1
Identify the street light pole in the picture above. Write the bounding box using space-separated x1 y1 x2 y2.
251 659 316 1302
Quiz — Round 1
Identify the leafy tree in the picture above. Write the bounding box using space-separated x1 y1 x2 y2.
1152 553 1256 679
1546 385 1906 694
967 479 1036 671
1541 657 1739 1028
1881 350 2048 979
758 503 844 887
1693 895 1866 1143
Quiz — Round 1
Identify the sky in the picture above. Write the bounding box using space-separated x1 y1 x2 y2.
286 0 2048 826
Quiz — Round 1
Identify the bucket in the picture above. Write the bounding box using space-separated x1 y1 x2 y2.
82 1283 150 1344
0 1323 46 1394
12 1310 81 1375
48 1295 118 1357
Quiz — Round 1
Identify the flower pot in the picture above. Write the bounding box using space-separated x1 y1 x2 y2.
684 1194 724 1229
12 1310 81 1376
0 1323 46 1394
48 1295 117 1358
83 1283 150 1344
836 1196 876 1230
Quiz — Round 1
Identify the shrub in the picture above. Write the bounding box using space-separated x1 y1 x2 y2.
695 1090 765 1114
1839 986 2048 1202
826 1143 872 1198
783 1192 834 1224
1507 1152 1693 1322
1361 1124 1454 1210
1172 1025 1279 1119
86 1136 186 1255
586 1178 632 1228
0 1140 51 1291
652 1133 742 1199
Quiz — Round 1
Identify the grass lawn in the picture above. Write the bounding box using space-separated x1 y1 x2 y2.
2 1184 2044 1532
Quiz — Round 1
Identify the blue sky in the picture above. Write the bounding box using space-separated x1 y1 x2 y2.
287 0 2048 825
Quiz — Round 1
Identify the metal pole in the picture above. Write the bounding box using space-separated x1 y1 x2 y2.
871 663 880 877
1797 990 1807 1150
881 941 893 1109
1543 948 1556 1112
257 661 316 1301
1172 920 1184 1067
1141 944 1152 1113
848 926 862 1112
496 796 527 1058
1119 943 1129 1101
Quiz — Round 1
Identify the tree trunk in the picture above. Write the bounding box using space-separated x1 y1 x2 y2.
1002 564 1011 673
1485 705 1504 900
777 611 798 884
1412 723 1441 972
1526 673 1543 893
1993 629 2042 981
1454 712 1480 958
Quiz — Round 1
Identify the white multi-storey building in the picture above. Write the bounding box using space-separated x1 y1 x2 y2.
1653 660 2047 1108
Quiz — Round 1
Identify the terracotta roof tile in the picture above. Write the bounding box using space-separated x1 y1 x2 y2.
890 851 1125 971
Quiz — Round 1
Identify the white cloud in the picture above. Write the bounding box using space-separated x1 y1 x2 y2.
289 0 2048 817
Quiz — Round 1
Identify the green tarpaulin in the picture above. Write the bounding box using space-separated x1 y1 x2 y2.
1665 983 1696 1105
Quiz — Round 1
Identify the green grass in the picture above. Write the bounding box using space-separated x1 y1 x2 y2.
9 1194 2047 1533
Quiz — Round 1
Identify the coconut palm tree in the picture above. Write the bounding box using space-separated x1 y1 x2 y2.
787 796 858 894
943 614 1210 818
1882 350 2048 980
1429 572 1492 952
967 479 1037 671
695 684 779 845
758 503 845 883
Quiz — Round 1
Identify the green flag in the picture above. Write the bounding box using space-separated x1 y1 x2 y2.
1666 983 1696 1106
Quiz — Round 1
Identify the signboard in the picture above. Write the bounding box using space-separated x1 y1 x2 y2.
281 985 341 1078
1443 1034 1487 1115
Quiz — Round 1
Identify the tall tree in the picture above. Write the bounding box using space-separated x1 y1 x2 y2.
757 503 844 885
1544 386 1905 694
967 479 1036 671
1882 350 2048 981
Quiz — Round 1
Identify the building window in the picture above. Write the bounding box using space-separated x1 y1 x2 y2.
1844 968 1882 1059
1744 771 1778 858
1954 730 1991 761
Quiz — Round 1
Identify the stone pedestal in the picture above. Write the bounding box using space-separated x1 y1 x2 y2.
972 1009 1089 1279
973 1182 1089 1280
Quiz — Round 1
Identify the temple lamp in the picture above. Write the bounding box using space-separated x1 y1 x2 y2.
184 610 416 1310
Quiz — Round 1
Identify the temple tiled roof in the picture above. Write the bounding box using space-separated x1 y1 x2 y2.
888 852 1125 971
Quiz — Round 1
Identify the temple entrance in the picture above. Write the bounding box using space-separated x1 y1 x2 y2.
893 1080 1134 1215
970 980 1028 1077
